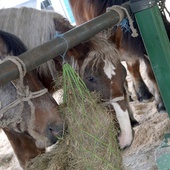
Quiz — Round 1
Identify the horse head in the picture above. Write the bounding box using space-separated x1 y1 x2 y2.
0 69 64 148
0 30 65 167
54 18 136 149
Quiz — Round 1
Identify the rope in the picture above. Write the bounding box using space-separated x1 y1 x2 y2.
54 31 69 64
0 56 48 141
106 5 138 37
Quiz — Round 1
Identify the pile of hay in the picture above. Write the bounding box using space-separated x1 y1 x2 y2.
26 64 123 170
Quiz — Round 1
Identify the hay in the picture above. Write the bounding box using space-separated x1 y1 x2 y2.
26 64 123 170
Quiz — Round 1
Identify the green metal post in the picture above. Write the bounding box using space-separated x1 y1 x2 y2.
130 2 170 169
131 3 170 116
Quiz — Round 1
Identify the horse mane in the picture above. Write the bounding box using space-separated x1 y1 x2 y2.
53 17 74 33
51 16 120 76
0 30 27 56
85 0 129 16
0 7 66 78
0 7 62 49
79 36 119 76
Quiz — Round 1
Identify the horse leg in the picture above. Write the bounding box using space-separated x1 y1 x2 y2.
110 64 136 149
111 98 134 149
126 59 154 102
142 56 166 112
3 129 45 169
124 80 139 127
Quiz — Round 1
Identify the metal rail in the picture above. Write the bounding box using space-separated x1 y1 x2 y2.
0 9 122 86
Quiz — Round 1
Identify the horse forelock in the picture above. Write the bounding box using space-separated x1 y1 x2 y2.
35 59 57 80
54 16 74 33
80 37 119 76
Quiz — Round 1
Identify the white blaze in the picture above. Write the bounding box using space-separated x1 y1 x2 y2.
103 60 116 79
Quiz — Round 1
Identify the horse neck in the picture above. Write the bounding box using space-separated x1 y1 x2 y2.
3 129 45 169
93 0 130 15
69 0 129 25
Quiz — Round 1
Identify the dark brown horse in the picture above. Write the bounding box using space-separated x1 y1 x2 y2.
0 7 137 149
0 30 64 169
68 0 169 112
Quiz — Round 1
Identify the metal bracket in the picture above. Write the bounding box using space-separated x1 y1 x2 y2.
130 0 159 13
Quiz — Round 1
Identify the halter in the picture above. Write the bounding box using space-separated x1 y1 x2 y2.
0 56 48 142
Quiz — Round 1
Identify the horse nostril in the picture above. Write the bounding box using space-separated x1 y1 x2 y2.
49 127 62 137
48 124 64 143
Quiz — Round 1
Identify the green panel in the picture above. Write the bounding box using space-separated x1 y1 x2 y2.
157 154 170 170
134 5 170 116
155 133 170 170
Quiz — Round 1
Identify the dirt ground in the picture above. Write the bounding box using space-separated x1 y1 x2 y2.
0 61 170 170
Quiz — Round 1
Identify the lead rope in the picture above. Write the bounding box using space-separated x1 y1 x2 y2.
0 56 48 142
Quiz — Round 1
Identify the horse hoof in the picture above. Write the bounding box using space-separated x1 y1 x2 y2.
131 119 139 127
137 91 154 103
134 83 154 103
157 103 166 113
129 95 134 102
118 130 134 150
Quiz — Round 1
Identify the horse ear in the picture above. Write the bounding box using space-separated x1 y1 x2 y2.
53 17 74 33
108 26 123 50
67 42 90 61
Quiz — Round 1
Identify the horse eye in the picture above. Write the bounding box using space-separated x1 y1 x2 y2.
88 77 95 82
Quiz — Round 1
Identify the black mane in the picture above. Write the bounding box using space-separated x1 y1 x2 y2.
0 30 27 56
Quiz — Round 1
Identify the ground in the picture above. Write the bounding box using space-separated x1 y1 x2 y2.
122 61 170 170
0 61 170 170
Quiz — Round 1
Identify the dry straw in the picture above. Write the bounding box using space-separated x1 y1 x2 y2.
27 63 123 170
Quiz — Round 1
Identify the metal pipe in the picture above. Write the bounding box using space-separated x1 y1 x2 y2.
0 9 122 86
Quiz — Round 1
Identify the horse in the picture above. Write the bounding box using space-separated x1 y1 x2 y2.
54 14 139 149
0 7 137 149
0 30 64 169
68 0 170 112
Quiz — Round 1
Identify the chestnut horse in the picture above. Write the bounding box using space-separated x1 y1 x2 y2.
0 30 64 169
68 0 170 112
0 7 137 149
53 15 138 149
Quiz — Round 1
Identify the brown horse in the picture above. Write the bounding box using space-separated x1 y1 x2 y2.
0 7 137 149
54 16 138 149
68 0 168 112
0 30 64 169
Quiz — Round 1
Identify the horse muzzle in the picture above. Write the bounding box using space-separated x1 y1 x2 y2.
35 122 64 148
